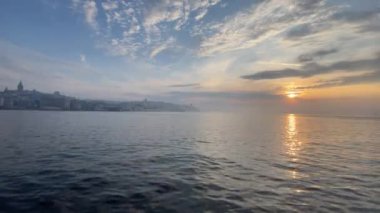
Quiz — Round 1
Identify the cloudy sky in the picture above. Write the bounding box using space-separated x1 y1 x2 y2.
0 0 379 114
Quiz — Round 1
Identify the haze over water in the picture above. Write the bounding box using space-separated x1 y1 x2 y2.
0 111 379 212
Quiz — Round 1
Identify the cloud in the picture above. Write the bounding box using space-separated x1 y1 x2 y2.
197 0 380 56
296 70 380 89
297 48 338 63
86 0 222 58
332 8 380 23
101 1 118 11
80 54 86 63
149 37 176 58
294 0 324 10
169 90 280 100
285 24 315 39
142 1 186 32
71 0 81 9
284 4 380 40
241 54 380 80
194 8 208 21
169 83 200 88
68 0 380 62
83 0 98 29
198 0 338 56
331 7 380 33
242 68 303 80
359 23 380 33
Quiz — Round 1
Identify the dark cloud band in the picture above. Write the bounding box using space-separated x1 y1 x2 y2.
296 70 380 89
241 55 380 80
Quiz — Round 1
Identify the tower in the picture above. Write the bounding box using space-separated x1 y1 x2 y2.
17 81 23 92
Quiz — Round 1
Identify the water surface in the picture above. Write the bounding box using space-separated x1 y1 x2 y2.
0 111 379 212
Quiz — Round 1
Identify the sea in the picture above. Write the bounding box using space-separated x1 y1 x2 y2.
0 111 379 212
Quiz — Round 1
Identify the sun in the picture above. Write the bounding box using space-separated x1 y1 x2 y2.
284 83 302 99
286 91 298 99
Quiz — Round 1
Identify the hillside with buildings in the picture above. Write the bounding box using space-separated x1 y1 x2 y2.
0 82 198 112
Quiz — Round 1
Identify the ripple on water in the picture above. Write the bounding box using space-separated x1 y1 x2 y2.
0 111 379 212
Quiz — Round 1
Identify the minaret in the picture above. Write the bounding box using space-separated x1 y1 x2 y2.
17 81 23 92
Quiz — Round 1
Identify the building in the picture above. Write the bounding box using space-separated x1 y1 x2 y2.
0 82 74 110
17 81 23 92
0 96 4 108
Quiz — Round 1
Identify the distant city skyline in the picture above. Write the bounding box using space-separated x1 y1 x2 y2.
0 81 196 112
0 0 379 115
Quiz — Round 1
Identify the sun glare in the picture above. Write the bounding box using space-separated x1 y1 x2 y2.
286 91 298 99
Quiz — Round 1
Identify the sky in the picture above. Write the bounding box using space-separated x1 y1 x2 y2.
0 0 379 115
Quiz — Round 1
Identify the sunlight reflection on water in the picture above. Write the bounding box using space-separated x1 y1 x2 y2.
285 114 304 180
